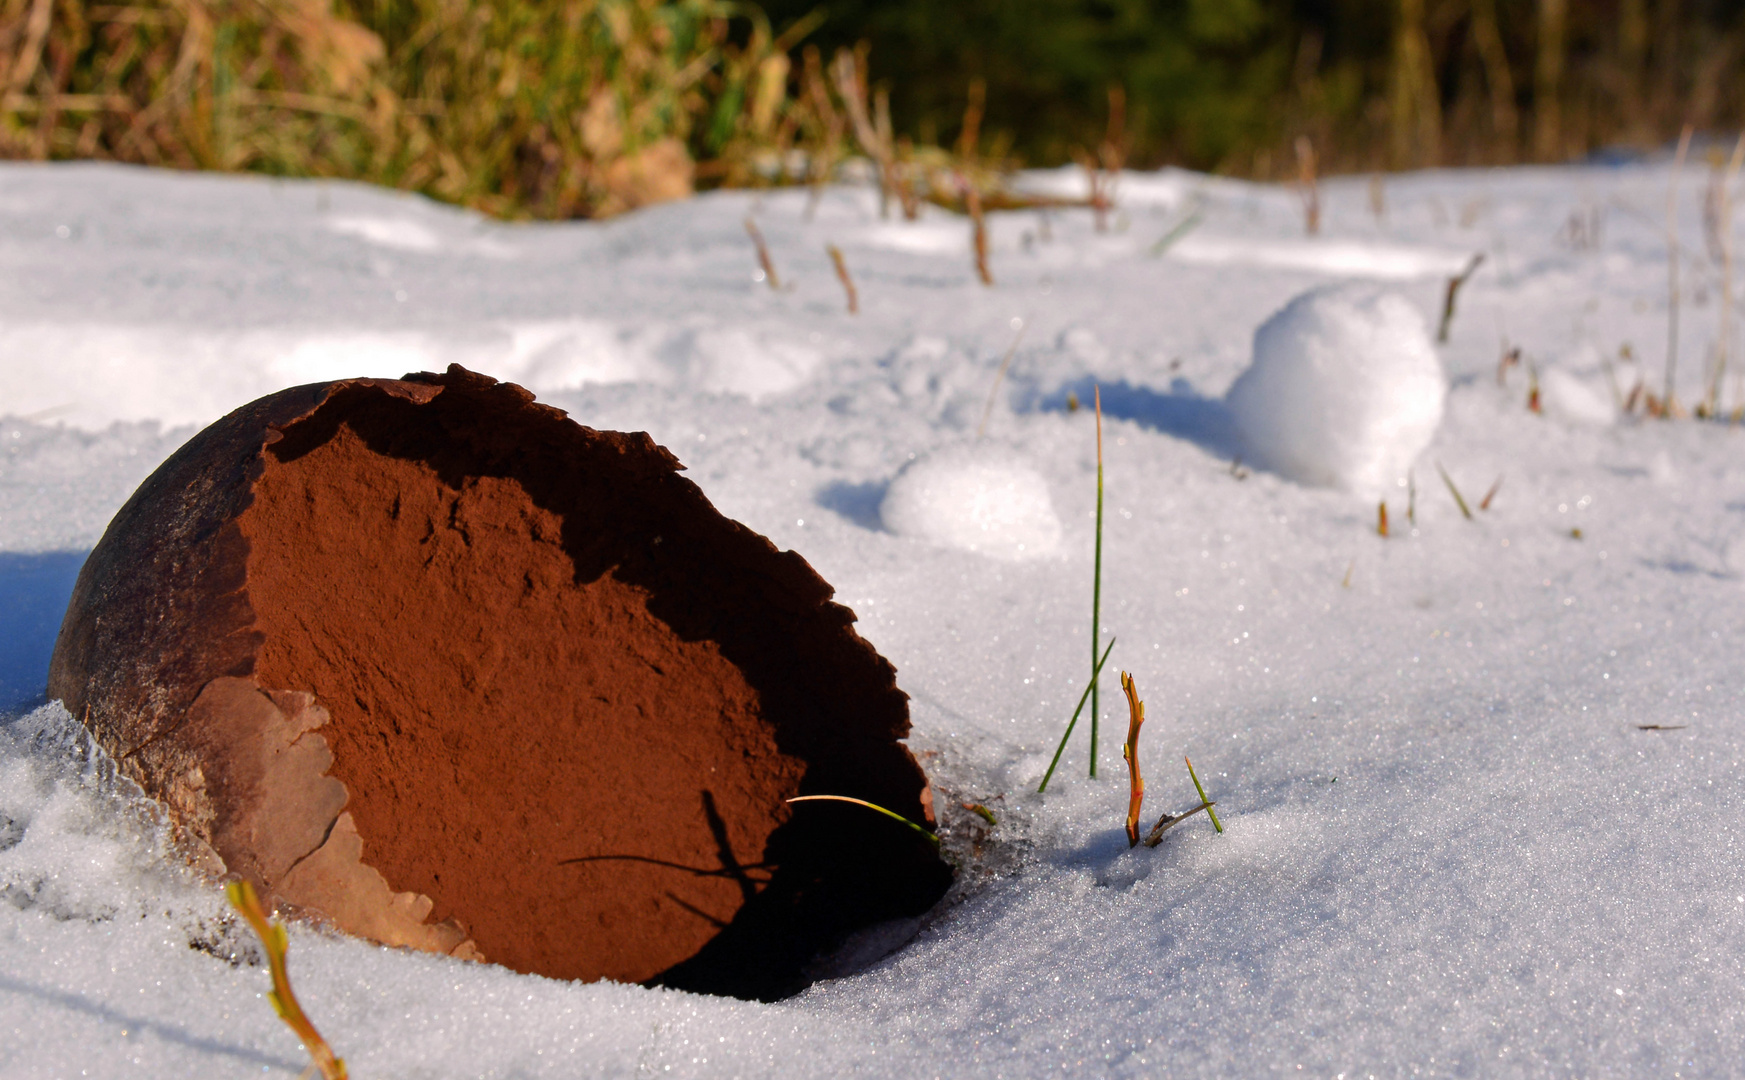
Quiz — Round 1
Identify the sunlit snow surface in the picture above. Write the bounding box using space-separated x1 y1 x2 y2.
2 159 1744 1077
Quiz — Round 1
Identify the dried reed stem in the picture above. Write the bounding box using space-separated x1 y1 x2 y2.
1142 799 1217 846
1437 253 1486 343
744 217 779 290
826 243 857 313
1295 135 1320 236
1664 124 1694 414
967 180 993 285
1705 132 1745 415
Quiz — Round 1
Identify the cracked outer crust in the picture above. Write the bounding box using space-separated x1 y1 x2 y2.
47 375 476 955
47 365 949 996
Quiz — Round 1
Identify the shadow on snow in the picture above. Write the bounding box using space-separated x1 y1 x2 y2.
0 551 86 714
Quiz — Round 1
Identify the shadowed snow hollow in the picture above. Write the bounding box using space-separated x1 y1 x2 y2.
1224 285 1445 494
880 445 1062 561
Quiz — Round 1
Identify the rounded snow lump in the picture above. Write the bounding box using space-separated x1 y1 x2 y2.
881 445 1062 560
1225 284 1445 493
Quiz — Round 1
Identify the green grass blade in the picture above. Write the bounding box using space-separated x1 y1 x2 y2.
1148 211 1203 256
1184 756 1223 833
786 795 941 847
1090 386 1104 778
1039 637 1116 793
1436 461 1474 520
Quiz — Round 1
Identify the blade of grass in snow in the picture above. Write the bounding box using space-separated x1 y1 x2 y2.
1039 637 1117 793
1185 756 1223 834
1090 385 1105 777
1436 461 1474 520
1148 211 1203 256
786 795 940 847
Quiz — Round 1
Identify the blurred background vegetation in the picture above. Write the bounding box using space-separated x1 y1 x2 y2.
2 0 1742 219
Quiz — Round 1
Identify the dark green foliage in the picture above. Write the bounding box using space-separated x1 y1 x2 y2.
760 0 1745 174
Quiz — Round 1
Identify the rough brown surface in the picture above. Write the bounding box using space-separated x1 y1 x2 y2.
49 365 951 999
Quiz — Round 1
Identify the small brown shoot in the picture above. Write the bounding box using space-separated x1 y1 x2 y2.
1341 559 1355 588
961 802 997 825
1436 461 1474 520
1407 469 1417 525
226 880 348 1080
825 243 857 313
1437 253 1485 344
1119 671 1146 848
1478 475 1503 511
744 217 779 290
1570 527 1583 539
1527 363 1542 414
1377 500 1389 537
786 795 940 847
1368 173 1387 224
1636 724 1688 731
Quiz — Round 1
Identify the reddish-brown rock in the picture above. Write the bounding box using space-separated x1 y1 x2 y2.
49 365 950 999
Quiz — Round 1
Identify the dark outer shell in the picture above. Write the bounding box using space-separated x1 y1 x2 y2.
49 365 951 999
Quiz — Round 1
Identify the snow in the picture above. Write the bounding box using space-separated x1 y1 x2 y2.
1226 284 1447 495
880 443 1063 560
3 157 1745 1077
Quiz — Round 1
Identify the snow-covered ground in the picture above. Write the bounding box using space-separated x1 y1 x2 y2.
2 157 1744 1077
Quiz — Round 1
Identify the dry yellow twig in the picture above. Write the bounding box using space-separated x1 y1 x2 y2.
226 880 348 1080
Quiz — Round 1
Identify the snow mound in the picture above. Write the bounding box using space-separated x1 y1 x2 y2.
1539 366 1617 425
1225 284 1445 493
880 445 1062 560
